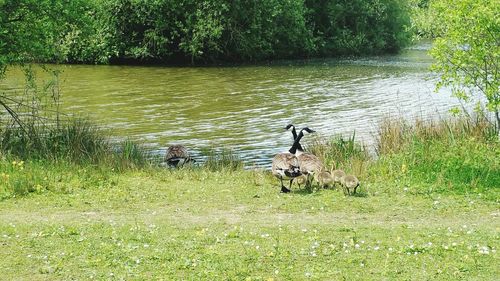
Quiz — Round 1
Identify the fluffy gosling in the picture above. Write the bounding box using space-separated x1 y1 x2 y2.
331 169 346 189
341 174 360 195
315 170 334 189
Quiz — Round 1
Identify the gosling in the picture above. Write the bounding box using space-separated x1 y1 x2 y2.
331 169 346 189
315 170 334 189
294 174 308 189
341 174 360 195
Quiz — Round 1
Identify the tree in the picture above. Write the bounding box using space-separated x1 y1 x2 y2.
430 0 500 129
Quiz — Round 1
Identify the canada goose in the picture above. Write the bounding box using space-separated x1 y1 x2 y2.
165 145 194 167
331 169 346 189
294 128 324 189
341 174 360 195
286 125 323 189
315 170 334 188
286 124 306 188
271 128 313 193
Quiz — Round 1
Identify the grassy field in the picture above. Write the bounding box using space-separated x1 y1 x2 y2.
0 166 499 280
0 116 499 280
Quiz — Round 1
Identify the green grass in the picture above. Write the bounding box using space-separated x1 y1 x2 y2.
0 116 499 279
0 168 498 280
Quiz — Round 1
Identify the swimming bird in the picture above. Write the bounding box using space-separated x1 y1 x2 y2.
165 145 194 167
271 128 313 193
341 174 360 195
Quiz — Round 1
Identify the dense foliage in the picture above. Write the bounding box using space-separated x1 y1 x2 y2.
0 0 412 66
429 0 499 127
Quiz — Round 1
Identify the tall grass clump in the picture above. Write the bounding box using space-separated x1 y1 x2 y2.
200 148 243 172
372 115 499 195
308 133 370 176
114 139 151 170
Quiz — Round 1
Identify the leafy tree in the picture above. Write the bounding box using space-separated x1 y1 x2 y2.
430 0 500 128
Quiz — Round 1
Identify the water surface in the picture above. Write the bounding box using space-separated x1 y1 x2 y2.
0 43 459 166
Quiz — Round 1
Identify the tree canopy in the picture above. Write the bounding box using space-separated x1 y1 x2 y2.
0 0 412 66
430 0 500 127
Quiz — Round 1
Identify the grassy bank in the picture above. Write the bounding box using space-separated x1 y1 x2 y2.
0 116 499 279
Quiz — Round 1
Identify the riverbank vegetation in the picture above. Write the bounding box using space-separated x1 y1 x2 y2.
1 0 412 66
1 113 498 199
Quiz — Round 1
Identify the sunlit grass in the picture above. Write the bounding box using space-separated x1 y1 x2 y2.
0 168 498 280
0 115 498 279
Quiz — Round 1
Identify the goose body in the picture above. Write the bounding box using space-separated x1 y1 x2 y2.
165 145 194 167
272 153 301 193
295 149 324 189
286 124 323 189
341 174 360 195
272 127 314 193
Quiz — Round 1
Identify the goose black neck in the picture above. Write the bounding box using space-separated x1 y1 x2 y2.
289 130 305 154
289 125 304 151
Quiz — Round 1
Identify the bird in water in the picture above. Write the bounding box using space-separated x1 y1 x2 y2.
272 127 314 193
165 144 195 167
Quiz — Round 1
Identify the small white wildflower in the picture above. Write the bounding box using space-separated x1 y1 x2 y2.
478 246 490 255
355 244 360 249
388 247 393 251
452 242 457 247
374 246 380 251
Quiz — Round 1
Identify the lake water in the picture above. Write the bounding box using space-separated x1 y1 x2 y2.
0 42 460 166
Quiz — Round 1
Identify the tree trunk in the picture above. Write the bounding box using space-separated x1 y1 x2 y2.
496 110 500 135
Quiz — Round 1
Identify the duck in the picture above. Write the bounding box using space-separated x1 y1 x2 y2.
341 174 360 195
271 127 313 193
165 144 194 167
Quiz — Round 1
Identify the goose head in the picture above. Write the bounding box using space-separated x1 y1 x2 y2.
288 127 315 154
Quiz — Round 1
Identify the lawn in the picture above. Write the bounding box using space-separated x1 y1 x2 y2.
0 168 498 280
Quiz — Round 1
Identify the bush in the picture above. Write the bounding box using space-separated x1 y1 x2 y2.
1 0 413 66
